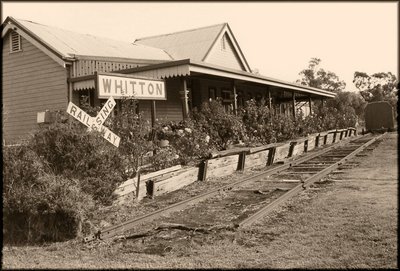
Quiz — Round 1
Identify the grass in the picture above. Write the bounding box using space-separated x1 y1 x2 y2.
2 132 398 269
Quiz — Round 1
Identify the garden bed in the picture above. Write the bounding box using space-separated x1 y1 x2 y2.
114 128 357 204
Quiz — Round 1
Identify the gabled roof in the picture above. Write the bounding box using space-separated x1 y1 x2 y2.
134 23 251 72
2 17 172 63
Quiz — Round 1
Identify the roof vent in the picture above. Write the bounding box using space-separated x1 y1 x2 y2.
10 31 22 53
221 34 226 51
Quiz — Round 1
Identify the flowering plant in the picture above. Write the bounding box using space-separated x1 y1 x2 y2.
153 119 213 166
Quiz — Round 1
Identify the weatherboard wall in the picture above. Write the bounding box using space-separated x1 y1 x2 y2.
137 77 184 122
205 33 245 71
2 33 68 144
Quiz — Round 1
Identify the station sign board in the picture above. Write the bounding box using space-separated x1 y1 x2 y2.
97 74 166 100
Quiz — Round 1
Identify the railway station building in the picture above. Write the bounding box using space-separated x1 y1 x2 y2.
2 17 335 144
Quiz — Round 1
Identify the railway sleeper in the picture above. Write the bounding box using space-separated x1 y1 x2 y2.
301 160 338 164
297 163 335 167
280 171 321 175
290 166 327 170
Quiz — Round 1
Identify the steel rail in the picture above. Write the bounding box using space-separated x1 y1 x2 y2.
83 134 364 242
237 133 385 228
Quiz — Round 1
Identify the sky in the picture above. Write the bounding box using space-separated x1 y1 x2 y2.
1 1 398 92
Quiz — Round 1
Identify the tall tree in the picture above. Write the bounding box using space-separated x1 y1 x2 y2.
353 71 398 109
297 58 346 92
326 91 367 119
297 58 366 126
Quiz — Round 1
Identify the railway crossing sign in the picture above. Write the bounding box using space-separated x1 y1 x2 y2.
66 96 121 147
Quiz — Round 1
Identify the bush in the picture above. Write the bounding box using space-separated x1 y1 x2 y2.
240 99 274 144
150 145 180 171
153 118 213 168
240 100 313 144
312 102 357 130
30 112 125 205
3 145 49 194
271 113 299 142
3 145 94 243
107 98 155 177
191 100 247 149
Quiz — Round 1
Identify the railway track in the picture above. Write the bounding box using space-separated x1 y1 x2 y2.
84 133 385 242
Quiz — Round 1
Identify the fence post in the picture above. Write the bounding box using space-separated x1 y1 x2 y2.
316 134 320 147
237 151 246 171
288 142 297 157
267 147 276 166
135 170 141 202
198 160 208 181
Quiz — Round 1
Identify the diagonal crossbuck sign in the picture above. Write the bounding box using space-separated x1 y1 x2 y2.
66 97 121 147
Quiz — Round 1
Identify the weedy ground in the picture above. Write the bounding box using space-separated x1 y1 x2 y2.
2 132 397 269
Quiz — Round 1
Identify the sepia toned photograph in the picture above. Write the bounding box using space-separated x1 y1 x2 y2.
1 1 398 269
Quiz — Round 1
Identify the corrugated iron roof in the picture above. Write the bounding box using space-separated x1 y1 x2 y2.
13 18 172 61
134 23 226 62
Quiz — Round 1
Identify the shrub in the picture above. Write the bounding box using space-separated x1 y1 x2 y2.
191 100 247 150
3 145 94 243
3 145 49 194
312 102 357 130
269 113 297 142
31 113 97 177
240 99 313 143
240 99 274 144
107 98 155 177
150 145 180 171
28 99 156 205
30 112 125 205
154 118 213 167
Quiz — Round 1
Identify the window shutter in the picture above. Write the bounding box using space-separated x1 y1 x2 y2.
10 31 22 53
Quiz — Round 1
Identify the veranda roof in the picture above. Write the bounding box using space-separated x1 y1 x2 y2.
72 59 336 99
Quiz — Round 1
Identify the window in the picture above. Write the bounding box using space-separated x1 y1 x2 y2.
10 31 22 53
79 89 94 107
221 89 233 103
221 89 234 112
209 87 216 101
237 90 244 107
221 34 226 51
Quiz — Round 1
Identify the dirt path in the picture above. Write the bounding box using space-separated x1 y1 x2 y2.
2 132 397 269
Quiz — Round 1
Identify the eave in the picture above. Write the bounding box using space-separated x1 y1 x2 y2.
116 59 336 98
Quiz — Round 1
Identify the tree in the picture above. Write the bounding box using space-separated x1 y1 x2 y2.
353 71 398 109
297 58 363 127
326 91 367 120
297 58 346 92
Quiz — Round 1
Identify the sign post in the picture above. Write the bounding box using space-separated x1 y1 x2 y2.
96 73 167 200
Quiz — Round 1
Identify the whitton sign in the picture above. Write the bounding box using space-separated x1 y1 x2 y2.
97 74 166 100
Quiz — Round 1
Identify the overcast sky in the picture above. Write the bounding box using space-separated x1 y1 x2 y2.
2 1 398 91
